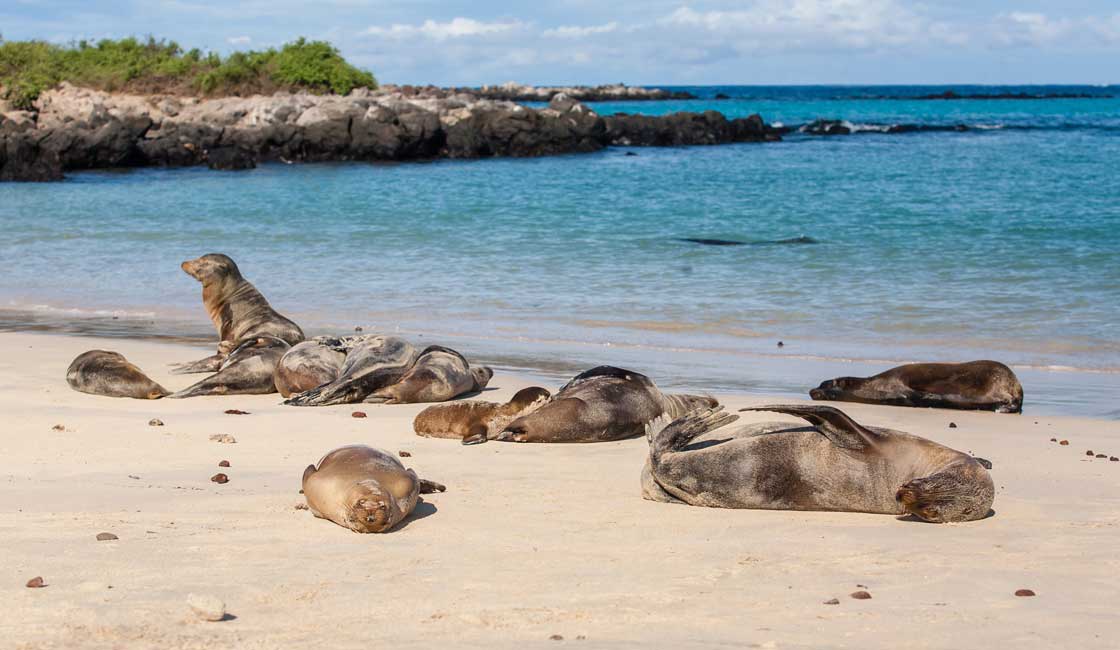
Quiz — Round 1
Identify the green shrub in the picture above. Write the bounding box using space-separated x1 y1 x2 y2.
271 38 377 95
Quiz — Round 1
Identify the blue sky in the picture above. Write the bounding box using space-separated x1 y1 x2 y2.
2 1 1118 85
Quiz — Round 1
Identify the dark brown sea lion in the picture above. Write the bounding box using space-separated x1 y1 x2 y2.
66 350 170 399
482 366 717 444
366 345 493 404
169 336 290 398
301 445 445 533
810 360 1023 413
274 337 348 398
413 386 552 443
171 253 304 375
642 404 994 523
284 335 418 406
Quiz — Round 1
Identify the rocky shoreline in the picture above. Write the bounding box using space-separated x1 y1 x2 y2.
1 83 771 182
383 82 696 102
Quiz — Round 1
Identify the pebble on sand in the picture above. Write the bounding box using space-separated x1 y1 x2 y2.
850 591 872 600
26 576 46 588
96 532 118 541
294 503 309 510
549 635 564 641
187 593 227 621
211 473 229 484
949 422 957 428
1059 440 1069 446
1015 589 1036 597
224 409 250 415
218 460 230 467
399 450 412 457
1086 450 1094 456
823 598 840 605
1050 438 1057 442
1096 454 1107 459
209 434 237 444
352 411 367 419
354 326 363 332
51 424 65 431
1111 457 1118 462
149 419 164 427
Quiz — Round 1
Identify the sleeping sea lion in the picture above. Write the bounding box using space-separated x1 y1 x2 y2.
413 386 552 443
66 350 170 399
366 345 493 404
301 445 446 533
284 335 418 406
483 366 717 443
169 336 290 398
642 404 994 523
171 253 304 374
810 360 1023 413
274 337 348 398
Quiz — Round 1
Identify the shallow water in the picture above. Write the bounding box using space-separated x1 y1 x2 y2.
2 85 1118 417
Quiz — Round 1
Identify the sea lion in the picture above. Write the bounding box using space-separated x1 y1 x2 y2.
301 445 446 533
284 335 419 406
66 350 170 399
642 404 994 523
171 253 304 374
810 361 1024 413
414 386 552 443
274 337 348 398
169 336 290 398
366 345 493 404
482 366 717 443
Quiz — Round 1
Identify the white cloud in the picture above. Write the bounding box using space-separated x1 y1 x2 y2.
362 17 526 41
992 11 1120 48
227 35 252 45
542 22 618 39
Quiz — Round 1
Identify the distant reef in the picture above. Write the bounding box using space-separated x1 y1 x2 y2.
853 90 1112 101
0 83 776 182
384 82 697 102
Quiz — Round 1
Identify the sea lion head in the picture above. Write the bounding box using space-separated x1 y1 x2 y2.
508 386 551 409
809 377 862 401
895 462 994 523
181 253 243 286
471 366 494 390
341 479 407 533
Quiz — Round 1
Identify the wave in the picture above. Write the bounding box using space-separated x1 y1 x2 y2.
788 119 1120 136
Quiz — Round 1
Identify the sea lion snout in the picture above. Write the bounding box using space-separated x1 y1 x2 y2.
347 496 393 533
180 253 241 283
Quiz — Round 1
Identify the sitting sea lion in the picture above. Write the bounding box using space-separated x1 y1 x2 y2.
810 360 1023 413
367 345 493 404
414 386 552 443
302 445 446 533
274 337 348 398
169 336 290 398
481 366 717 443
642 404 994 523
66 350 170 399
284 335 418 406
171 253 304 375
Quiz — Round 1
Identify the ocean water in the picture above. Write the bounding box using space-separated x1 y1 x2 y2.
2 85 1118 417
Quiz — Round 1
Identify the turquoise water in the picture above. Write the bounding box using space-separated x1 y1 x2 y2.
2 86 1118 416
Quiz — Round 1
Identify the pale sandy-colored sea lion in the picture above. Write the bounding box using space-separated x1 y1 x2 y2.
413 386 552 443
301 445 446 533
284 335 419 406
367 345 493 404
810 360 1024 413
484 366 717 443
169 336 290 398
171 253 304 374
274 337 348 398
642 404 994 523
66 350 170 399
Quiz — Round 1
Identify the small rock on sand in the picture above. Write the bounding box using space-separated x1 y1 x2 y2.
1096 454 1107 459
1059 440 1069 446
187 593 226 621
1086 450 1094 456
1111 457 1118 462
211 473 229 484
224 409 250 415
294 502 308 510
354 326 363 332
549 634 564 641
352 411 367 418
1050 438 1057 442
51 424 66 431
218 460 230 467
1015 589 1036 597
26 576 46 588
949 422 957 428
95 532 118 541
823 598 840 605
399 450 412 457
850 591 872 600
149 419 164 426
210 434 236 444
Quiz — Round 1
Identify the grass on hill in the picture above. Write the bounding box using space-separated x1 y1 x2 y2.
0 36 377 110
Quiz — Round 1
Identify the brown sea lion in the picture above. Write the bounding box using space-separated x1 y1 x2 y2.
810 360 1023 413
284 335 419 406
274 337 348 398
66 350 170 399
171 253 304 375
413 386 552 443
301 445 445 533
169 336 290 398
483 366 717 444
642 404 994 523
367 345 493 404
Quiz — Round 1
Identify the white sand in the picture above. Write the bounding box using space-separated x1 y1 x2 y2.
2 331 1118 649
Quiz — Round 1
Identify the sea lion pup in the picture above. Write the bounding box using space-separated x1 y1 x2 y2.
413 386 552 443
66 350 170 399
171 253 304 375
169 336 290 398
302 445 446 533
274 337 348 398
485 366 717 444
810 360 1024 413
284 335 419 406
366 345 494 404
642 404 994 523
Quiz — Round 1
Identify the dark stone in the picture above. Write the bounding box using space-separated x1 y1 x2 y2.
206 146 257 171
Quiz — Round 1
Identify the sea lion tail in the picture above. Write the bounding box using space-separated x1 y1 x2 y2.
649 406 739 459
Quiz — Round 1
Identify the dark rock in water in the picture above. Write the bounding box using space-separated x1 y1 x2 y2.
605 111 776 146
801 119 851 136
206 146 256 171
680 238 747 246
777 341 784 348
624 151 638 156
679 235 817 247
0 132 64 181
714 93 731 100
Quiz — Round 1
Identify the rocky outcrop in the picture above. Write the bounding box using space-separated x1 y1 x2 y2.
0 83 779 181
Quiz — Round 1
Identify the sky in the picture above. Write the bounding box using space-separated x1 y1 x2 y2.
2 1 1119 86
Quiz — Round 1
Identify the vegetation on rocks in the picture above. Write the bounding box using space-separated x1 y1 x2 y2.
0 35 377 109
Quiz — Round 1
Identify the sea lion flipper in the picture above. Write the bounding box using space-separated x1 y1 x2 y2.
740 404 881 450
418 479 446 494
650 406 739 457
302 464 317 484
169 353 226 375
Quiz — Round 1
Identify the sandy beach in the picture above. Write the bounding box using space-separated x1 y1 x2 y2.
1 330 1117 649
